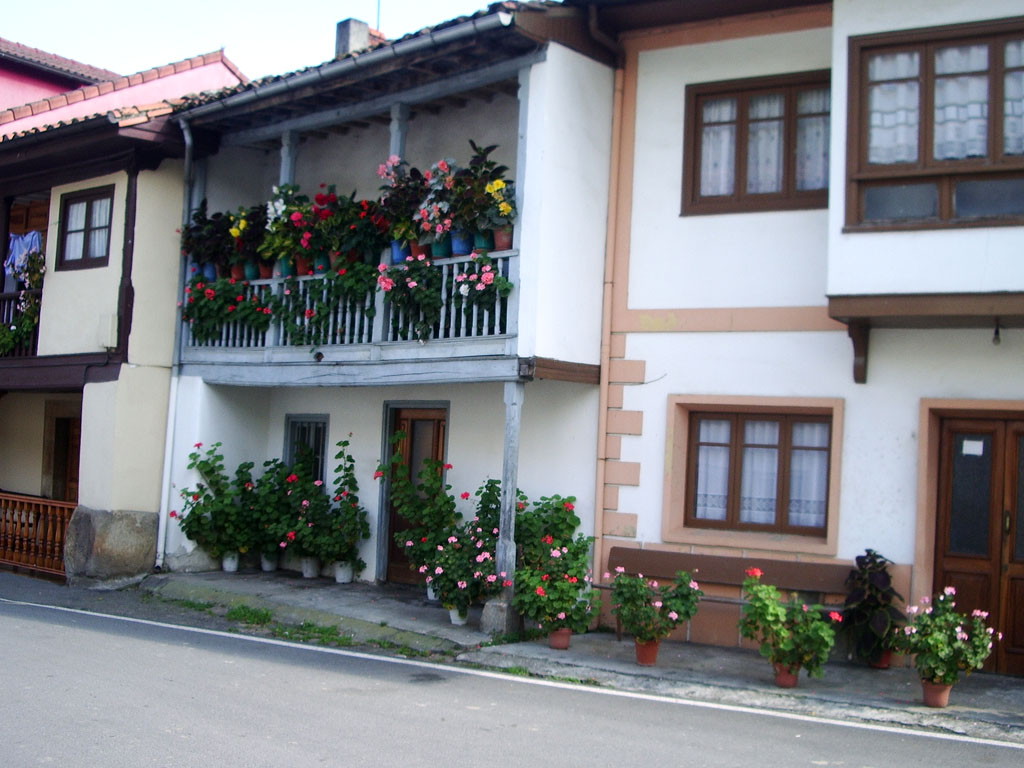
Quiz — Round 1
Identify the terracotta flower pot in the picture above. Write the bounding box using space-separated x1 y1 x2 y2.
869 648 893 669
548 628 572 650
634 638 661 666
921 679 953 708
258 261 274 279
773 663 800 688
493 227 513 251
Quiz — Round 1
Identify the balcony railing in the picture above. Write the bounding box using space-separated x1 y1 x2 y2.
182 251 518 353
0 289 41 358
0 492 75 577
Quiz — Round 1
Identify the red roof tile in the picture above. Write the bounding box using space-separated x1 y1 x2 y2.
0 36 120 83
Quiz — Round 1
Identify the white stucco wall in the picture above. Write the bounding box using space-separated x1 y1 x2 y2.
130 161 185 367
827 0 1024 296
0 393 46 494
630 27 832 310
517 43 613 364
616 326 1024 565
163 378 599 576
38 172 127 355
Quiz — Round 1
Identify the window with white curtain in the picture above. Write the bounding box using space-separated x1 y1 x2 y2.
849 18 1024 227
57 186 114 269
285 415 328 483
683 71 830 215
688 412 830 534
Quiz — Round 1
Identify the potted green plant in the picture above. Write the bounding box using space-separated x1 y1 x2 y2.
375 255 445 342
422 522 503 624
181 275 274 344
378 439 460 587
890 587 1001 707
842 549 905 668
513 527 596 649
739 567 842 686
609 568 703 665
181 200 234 280
0 249 45 357
173 442 259 569
319 438 370 582
377 155 429 261
258 184 315 277
227 204 268 279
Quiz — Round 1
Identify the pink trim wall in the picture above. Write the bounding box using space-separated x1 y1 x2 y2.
0 65 76 109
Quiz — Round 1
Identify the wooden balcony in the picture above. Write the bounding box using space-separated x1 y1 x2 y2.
0 289 40 358
180 251 522 386
0 492 75 577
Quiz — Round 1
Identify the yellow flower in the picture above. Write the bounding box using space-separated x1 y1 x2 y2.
237 219 247 231
498 202 512 215
229 227 241 238
485 179 506 195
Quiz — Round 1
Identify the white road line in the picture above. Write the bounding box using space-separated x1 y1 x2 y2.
3 595 1021 752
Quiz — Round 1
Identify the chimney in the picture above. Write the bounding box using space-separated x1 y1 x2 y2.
336 18 371 57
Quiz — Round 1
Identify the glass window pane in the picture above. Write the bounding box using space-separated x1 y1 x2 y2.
703 97 737 123
699 419 730 444
934 74 988 160
949 433 992 556
955 177 1024 218
792 422 829 448
747 119 783 193
66 201 86 231
935 44 988 75
796 115 830 190
701 123 736 196
695 444 729 521
63 231 84 261
869 82 920 164
1005 70 1024 156
87 227 109 259
863 182 938 221
868 51 920 81
749 93 783 120
1007 40 1024 68
90 196 112 228
797 88 830 115
744 420 779 445
740 446 777 524
789 448 827 528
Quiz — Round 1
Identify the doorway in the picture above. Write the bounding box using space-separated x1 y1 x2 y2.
935 419 1024 675
383 407 447 584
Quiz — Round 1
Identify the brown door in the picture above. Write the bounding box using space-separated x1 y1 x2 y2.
52 417 81 503
385 408 446 584
935 419 1024 675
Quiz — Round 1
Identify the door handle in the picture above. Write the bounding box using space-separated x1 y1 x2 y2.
1007 511 1013 535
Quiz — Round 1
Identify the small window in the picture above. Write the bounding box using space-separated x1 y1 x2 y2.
847 17 1024 228
686 412 831 535
57 186 114 269
285 415 328 483
683 71 830 215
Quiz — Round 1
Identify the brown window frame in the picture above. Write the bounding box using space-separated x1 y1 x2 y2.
846 16 1024 230
56 185 114 270
682 70 831 216
684 411 832 537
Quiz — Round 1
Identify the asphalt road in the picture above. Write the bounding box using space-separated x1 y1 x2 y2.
1 596 1021 768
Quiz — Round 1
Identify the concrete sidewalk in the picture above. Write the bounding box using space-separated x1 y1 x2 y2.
138 570 1024 746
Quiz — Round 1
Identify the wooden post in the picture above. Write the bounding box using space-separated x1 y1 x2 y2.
482 380 524 635
389 103 409 160
279 130 298 186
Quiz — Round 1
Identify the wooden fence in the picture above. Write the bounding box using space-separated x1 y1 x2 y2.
0 493 75 577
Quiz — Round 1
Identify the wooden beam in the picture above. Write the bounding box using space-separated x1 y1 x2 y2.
828 292 1024 328
848 321 869 385
279 130 298 185
222 52 543 146
389 103 410 161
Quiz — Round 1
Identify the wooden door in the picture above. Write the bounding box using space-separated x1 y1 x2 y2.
385 408 446 584
935 419 1024 675
52 417 81 503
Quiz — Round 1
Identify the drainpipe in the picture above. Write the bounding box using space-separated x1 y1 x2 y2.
589 5 625 579
154 118 195 571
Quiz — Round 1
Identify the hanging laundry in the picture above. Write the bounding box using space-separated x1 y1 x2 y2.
5 231 42 276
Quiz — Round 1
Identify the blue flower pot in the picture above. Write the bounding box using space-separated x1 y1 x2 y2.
390 239 411 264
450 230 473 255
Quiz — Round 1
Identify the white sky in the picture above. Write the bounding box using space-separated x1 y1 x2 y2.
3 1 511 81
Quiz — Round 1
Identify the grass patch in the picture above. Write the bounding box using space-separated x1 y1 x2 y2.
504 666 532 677
225 604 273 626
271 621 353 647
156 597 216 614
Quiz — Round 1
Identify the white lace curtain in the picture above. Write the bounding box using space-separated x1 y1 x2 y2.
700 89 830 195
693 419 828 529
1005 40 1024 155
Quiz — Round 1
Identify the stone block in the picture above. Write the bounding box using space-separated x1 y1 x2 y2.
64 506 158 588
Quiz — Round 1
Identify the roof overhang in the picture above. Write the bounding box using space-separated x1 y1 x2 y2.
177 5 611 144
0 115 193 195
561 0 828 33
